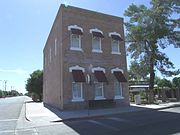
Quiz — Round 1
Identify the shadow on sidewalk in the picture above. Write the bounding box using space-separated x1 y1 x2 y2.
43 103 156 122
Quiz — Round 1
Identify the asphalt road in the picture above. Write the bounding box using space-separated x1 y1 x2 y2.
0 96 27 135
34 107 180 135
1 97 180 135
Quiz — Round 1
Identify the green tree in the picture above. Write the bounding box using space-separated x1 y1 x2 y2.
172 77 180 101
26 70 43 101
128 60 149 81
124 0 180 103
157 78 172 102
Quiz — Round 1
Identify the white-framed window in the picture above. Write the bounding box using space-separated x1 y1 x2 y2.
49 48 52 63
111 40 120 54
72 82 84 102
114 81 124 99
92 36 102 53
55 38 57 56
94 82 105 100
70 34 82 51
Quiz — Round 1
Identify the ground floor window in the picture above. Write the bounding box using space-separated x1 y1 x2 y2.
95 82 104 99
72 82 83 101
114 81 123 99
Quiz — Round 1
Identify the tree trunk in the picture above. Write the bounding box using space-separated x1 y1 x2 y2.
148 57 155 103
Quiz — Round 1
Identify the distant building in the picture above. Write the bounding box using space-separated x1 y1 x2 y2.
43 4 129 109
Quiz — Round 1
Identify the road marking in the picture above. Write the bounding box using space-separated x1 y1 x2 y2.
0 130 14 133
88 120 119 131
0 118 18 122
107 117 131 123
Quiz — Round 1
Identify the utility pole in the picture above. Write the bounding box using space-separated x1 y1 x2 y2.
4 80 7 91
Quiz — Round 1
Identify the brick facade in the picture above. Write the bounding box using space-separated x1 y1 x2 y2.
43 4 129 110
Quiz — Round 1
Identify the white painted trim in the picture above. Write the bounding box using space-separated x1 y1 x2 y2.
70 47 83 52
55 38 57 56
68 25 83 32
95 97 106 100
111 68 124 73
49 47 52 63
111 51 121 55
69 65 85 72
92 49 103 53
90 28 103 34
109 32 121 38
72 98 85 102
92 67 105 73
114 96 124 100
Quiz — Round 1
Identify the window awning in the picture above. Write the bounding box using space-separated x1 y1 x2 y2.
111 35 123 41
72 70 86 82
94 71 108 82
92 31 104 38
71 28 83 35
114 71 127 82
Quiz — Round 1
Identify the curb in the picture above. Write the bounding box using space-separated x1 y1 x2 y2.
25 102 180 123
24 101 31 122
154 104 180 111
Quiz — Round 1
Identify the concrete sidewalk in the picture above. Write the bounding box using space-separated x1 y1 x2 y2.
25 101 180 123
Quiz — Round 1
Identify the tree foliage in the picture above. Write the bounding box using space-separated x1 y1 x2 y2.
157 78 172 88
172 77 180 88
172 77 180 101
26 70 43 101
124 0 180 102
0 90 22 98
128 60 149 81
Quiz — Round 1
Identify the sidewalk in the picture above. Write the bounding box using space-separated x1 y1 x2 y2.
25 101 180 123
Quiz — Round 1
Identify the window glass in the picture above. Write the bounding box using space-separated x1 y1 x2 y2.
112 40 119 53
95 82 103 97
71 34 80 48
114 81 122 96
92 37 101 51
72 83 82 99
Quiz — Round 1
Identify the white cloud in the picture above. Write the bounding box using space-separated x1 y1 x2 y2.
0 68 28 75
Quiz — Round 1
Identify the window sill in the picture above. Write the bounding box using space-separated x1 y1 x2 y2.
70 47 83 52
111 52 121 55
95 97 106 100
92 49 103 53
72 98 84 102
114 96 124 100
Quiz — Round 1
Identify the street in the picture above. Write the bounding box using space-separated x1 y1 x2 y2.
0 96 180 135
0 96 27 135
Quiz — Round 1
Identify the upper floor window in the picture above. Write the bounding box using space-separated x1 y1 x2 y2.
109 32 123 55
112 40 120 54
90 28 104 53
71 34 81 49
68 25 83 51
55 38 57 56
92 36 101 52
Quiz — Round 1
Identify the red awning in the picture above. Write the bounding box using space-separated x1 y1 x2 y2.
114 71 127 82
111 35 123 41
72 70 86 82
92 31 104 38
71 28 83 35
94 71 108 82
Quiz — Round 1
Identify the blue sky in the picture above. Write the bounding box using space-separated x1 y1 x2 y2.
0 0 179 94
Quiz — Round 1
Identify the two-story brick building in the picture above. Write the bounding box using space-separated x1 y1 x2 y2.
43 4 129 109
